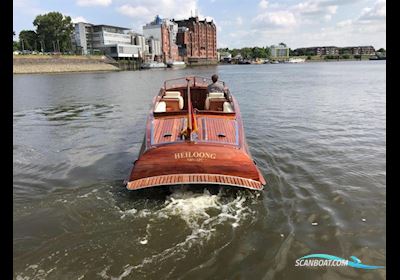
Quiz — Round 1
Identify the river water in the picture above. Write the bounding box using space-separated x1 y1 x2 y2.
13 61 386 280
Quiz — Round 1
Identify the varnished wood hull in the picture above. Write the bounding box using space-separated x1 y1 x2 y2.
127 143 265 190
126 76 266 191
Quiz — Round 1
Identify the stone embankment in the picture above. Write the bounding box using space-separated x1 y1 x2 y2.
13 55 120 74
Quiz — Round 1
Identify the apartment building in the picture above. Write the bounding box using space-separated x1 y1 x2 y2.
72 14 218 64
294 46 375 56
270 44 289 59
174 16 217 64
72 22 143 59
143 15 179 62
340 46 375 55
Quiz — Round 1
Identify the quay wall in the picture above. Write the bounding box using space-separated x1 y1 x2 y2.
13 55 120 74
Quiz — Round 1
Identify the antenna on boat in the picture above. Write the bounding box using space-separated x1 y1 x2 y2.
180 77 198 140
186 77 193 137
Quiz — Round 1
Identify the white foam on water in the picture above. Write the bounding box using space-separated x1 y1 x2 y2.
157 190 251 244
138 209 151 218
16 276 30 280
118 189 256 277
119 208 137 219
77 189 99 198
16 263 57 280
98 266 110 279
98 265 135 280
95 188 256 279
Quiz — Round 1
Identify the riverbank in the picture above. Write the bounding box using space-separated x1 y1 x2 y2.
221 55 377 65
14 54 381 74
13 55 120 74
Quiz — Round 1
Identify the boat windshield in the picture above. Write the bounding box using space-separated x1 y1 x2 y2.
163 76 225 91
154 76 234 114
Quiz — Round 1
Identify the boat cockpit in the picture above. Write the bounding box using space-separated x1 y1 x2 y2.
153 76 235 115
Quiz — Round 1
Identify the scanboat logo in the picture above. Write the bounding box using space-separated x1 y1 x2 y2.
295 254 384 270
174 151 217 161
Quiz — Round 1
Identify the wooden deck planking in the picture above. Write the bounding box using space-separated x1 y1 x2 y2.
152 116 237 145
127 173 263 190
205 118 236 144
153 118 183 144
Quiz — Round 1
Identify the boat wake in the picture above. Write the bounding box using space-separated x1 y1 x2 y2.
162 189 250 240
14 185 261 280
110 188 260 279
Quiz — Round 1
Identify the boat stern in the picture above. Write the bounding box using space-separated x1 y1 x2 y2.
126 144 266 191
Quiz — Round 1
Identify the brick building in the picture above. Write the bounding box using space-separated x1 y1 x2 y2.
293 45 375 56
340 46 375 55
293 46 339 56
174 16 217 64
161 19 180 62
143 15 180 62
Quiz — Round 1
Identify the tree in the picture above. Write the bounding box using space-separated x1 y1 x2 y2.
13 31 19 51
13 41 19 51
33 12 74 52
279 42 287 47
241 47 252 59
19 30 38 50
265 46 271 58
231 49 240 57
252 47 267 58
377 48 385 53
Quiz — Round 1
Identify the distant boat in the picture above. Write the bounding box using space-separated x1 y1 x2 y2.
250 60 264 64
287 58 306 63
167 61 186 68
270 60 279 64
369 56 386 60
141 62 167 69
238 60 251 64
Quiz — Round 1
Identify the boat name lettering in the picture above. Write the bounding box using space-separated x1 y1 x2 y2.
174 152 216 160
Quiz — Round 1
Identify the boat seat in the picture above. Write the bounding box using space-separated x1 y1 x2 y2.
154 101 166 113
205 92 225 110
163 91 184 110
163 99 181 111
165 91 182 98
223 102 234 113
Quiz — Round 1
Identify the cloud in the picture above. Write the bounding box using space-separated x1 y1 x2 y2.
229 0 385 48
293 1 337 18
337 19 352 27
14 0 47 16
117 5 151 19
117 0 197 21
72 16 89 23
259 0 269 9
309 0 385 48
336 0 385 27
358 0 385 22
236 16 243 26
252 11 297 28
76 0 112 7
252 0 342 31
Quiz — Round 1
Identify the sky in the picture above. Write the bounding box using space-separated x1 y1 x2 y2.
13 0 386 49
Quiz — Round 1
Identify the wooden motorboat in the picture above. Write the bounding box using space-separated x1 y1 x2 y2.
125 76 266 191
